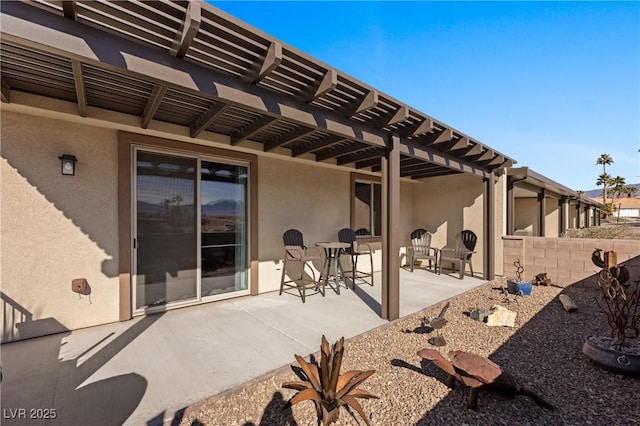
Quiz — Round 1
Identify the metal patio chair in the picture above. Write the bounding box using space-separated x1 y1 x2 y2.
437 230 477 279
338 228 374 288
407 228 438 272
279 229 324 302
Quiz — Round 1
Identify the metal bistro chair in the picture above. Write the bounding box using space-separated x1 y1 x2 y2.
438 230 477 279
338 228 374 288
407 228 438 272
279 229 324 302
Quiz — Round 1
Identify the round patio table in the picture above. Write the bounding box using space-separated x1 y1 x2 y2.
316 242 350 295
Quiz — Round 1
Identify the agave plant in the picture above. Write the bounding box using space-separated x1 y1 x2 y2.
282 335 378 425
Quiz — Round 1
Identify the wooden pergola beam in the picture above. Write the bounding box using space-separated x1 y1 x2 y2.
349 89 378 117
231 116 277 145
263 126 316 151
244 41 282 84
355 157 381 169
291 135 346 157
1 77 10 103
304 69 336 102
71 60 87 117
407 117 433 137
141 84 167 129
384 106 409 127
170 0 201 58
336 147 386 165
61 1 77 20
422 128 453 145
190 102 228 138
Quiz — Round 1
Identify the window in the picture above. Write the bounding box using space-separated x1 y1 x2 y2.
353 179 381 237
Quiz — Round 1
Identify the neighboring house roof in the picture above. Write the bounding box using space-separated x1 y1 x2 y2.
508 167 601 207
0 1 515 180
592 197 640 209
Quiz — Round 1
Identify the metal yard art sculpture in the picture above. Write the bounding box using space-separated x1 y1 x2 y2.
418 348 555 410
282 336 378 425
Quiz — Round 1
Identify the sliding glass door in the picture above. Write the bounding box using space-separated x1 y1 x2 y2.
200 161 248 297
133 148 249 312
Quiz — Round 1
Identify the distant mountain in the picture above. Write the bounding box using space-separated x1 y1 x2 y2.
137 199 244 216
584 183 640 200
202 199 244 216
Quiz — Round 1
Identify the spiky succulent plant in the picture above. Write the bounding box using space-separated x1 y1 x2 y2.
282 335 378 425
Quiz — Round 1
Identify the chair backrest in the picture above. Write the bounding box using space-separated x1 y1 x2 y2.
455 230 477 259
283 229 305 247
338 228 356 254
461 230 477 251
410 228 432 254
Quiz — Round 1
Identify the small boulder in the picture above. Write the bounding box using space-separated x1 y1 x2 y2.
470 307 492 322
486 305 517 327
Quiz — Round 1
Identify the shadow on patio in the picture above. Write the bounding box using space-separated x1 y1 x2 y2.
0 267 484 425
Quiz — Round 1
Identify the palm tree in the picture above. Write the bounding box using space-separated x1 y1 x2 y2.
596 154 614 204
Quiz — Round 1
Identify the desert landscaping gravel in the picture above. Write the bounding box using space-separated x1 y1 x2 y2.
181 278 640 426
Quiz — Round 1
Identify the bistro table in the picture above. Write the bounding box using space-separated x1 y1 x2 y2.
316 242 350 295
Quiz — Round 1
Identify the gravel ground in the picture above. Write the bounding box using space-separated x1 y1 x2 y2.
181 278 640 426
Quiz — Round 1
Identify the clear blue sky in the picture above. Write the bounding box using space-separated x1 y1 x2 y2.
212 1 640 191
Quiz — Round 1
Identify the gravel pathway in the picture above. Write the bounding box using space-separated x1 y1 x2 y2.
181 278 640 426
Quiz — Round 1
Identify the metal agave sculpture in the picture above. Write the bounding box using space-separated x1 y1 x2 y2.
282 335 378 425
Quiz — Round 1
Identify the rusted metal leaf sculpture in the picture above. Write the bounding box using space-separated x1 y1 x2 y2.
418 348 555 410
283 335 378 425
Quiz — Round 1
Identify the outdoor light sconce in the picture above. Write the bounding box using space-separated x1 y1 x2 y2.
58 154 77 176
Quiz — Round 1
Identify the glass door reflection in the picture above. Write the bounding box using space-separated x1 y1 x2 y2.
135 151 198 309
200 161 248 297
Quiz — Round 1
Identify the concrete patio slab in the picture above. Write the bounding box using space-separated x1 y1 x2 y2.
0 268 484 425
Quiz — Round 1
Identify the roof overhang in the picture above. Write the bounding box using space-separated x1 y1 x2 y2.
508 167 602 207
1 1 516 180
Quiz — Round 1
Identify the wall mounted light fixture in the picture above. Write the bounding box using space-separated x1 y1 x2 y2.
58 154 77 176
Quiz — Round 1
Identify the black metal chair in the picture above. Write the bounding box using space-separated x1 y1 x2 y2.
407 228 438 272
279 229 324 302
338 228 374 288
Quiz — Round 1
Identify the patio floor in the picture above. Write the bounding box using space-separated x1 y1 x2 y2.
0 267 484 426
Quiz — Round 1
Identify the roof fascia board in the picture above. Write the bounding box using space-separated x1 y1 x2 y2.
1 2 387 148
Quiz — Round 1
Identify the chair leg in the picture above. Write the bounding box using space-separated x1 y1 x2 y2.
469 259 474 277
458 260 464 279
352 256 357 289
369 253 374 286
410 255 414 272
279 259 287 295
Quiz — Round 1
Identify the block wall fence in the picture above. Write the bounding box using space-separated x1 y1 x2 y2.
502 236 640 285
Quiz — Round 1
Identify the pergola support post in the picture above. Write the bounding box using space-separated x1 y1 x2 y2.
506 178 515 235
382 135 400 321
483 173 496 280
537 189 546 236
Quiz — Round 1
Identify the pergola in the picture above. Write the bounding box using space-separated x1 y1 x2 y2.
1 1 515 319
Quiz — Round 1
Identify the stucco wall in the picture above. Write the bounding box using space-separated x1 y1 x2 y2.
545 199 560 237
411 173 485 277
256 156 415 293
514 198 537 235
1 111 120 342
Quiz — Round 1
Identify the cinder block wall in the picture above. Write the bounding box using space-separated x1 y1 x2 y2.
502 236 640 285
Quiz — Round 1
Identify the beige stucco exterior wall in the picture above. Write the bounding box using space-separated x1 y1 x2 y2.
257 156 350 293
1 111 120 342
257 156 415 293
410 173 485 277
545 198 560 237
514 198 537 235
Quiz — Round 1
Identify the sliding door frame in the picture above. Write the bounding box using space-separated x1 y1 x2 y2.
118 132 258 320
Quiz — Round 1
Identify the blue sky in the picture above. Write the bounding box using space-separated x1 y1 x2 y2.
212 1 640 191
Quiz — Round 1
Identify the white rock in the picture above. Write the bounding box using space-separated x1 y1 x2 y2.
486 305 517 327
